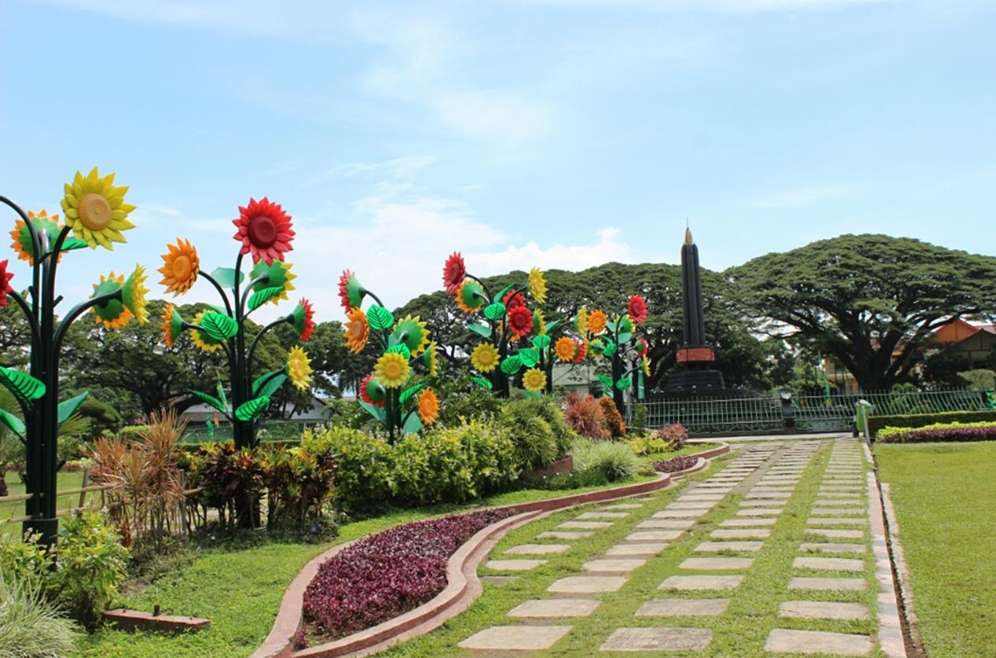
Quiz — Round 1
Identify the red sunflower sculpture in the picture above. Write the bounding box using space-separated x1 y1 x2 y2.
442 252 466 294
232 197 294 264
502 289 526 311
507 305 533 339
627 294 649 325
0 259 13 308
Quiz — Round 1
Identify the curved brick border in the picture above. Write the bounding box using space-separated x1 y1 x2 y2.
252 443 730 658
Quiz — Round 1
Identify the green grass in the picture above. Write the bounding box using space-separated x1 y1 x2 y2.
1 470 88 538
70 471 665 658
875 441 996 658
382 441 883 658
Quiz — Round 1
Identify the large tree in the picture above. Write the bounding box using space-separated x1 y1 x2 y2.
728 234 996 391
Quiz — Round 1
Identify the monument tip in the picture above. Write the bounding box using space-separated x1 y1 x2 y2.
684 225 694 246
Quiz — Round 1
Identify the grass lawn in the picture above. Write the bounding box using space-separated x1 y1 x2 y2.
72 470 672 658
1 470 88 538
382 441 881 657
875 441 996 658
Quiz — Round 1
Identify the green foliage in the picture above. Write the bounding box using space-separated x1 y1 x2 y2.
569 438 640 483
877 420 996 443
498 399 564 470
0 532 50 589
436 375 504 426
0 572 80 658
867 410 996 437
259 445 337 538
187 443 266 530
505 396 575 456
302 427 394 513
958 369 996 392
392 431 477 505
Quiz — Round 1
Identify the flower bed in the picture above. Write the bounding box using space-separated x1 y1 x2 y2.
654 454 699 473
302 508 516 640
877 421 996 444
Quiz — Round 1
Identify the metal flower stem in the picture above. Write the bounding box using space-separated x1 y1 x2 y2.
0 195 121 547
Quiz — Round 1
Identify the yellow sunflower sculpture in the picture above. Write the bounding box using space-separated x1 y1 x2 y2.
287 346 313 390
470 342 500 373
344 307 369 353
522 367 547 393
61 167 136 250
375 352 410 388
576 307 589 335
122 265 149 325
418 388 440 425
528 267 547 304
91 273 132 329
159 238 200 294
191 311 223 353
423 341 439 376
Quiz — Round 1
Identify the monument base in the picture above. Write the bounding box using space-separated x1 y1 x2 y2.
663 367 727 395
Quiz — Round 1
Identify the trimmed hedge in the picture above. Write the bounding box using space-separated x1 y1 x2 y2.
877 421 996 444
868 410 996 438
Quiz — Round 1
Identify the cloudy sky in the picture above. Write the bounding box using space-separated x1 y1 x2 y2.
2 0 994 321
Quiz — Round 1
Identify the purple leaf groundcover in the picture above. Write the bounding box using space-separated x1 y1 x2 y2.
654 454 699 473
303 508 515 638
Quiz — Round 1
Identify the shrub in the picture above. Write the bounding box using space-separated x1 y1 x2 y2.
392 430 477 505
188 443 265 530
0 572 80 658
655 423 688 450
570 438 640 482
877 421 996 444
654 454 699 473
435 374 505 426
499 400 558 470
958 369 996 392
563 392 609 439
598 397 626 437
449 420 519 494
303 427 394 513
0 532 49 589
868 410 996 438
303 509 515 638
260 445 337 535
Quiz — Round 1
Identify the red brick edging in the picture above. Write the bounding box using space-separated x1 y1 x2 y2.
251 443 730 658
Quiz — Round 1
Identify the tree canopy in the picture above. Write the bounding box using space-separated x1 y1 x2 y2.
728 234 996 390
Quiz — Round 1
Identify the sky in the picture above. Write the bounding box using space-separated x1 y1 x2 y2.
2 0 994 323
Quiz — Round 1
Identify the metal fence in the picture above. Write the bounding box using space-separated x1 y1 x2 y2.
627 388 993 436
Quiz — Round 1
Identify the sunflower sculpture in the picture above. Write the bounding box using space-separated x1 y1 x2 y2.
155 199 316 450
439 253 568 398
0 168 146 547
339 269 438 439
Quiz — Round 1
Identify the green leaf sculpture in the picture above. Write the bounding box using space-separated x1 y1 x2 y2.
483 302 506 321
367 304 395 331
399 383 425 406
402 411 423 435
210 267 243 289
615 375 632 390
191 390 228 414
0 367 46 403
0 408 25 439
359 400 386 422
57 392 89 426
253 371 288 398
235 396 270 422
471 376 493 390
500 354 522 375
199 312 238 342
518 347 539 367
597 374 614 391
468 323 492 339
248 286 285 311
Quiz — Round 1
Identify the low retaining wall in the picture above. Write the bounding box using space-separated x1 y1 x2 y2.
252 443 730 658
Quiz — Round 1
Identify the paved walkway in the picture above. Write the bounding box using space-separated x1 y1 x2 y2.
456 439 890 656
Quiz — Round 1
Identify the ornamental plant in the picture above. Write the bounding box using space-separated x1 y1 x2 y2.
156 197 316 449
339 270 439 439
0 168 147 546
441 253 560 397
574 294 651 417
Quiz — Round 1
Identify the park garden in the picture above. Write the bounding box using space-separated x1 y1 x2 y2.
1 170 996 658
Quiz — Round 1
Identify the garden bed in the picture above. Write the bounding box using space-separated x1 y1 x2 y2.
876 420 996 443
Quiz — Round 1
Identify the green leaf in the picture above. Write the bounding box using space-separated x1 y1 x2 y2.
615 375 632 391
518 347 539 368
606 319 618 333
500 355 522 375
0 367 46 402
253 371 287 398
597 374 614 391
532 335 551 350
199 312 238 342
57 392 89 425
210 267 243 289
471 376 493 390
545 319 562 334
61 238 89 252
483 302 507 321
494 284 514 304
248 286 285 311
386 343 411 360
523 390 542 400
0 408 25 439
399 383 425 406
467 323 492 339
367 304 395 331
602 339 617 357
402 412 423 435
235 396 270 422
216 381 228 409
617 332 632 345
358 400 386 423
191 390 228 415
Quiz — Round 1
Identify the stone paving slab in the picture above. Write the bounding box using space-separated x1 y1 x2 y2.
779 600 870 620
806 528 865 540
800 542 866 554
636 598 730 617
602 503 643 510
576 511 629 520
606 542 668 556
808 517 867 526
668 501 716 510
789 577 867 591
600 627 713 652
736 508 783 517
654 509 704 518
638 519 696 530
660 575 744 590
627 530 683 542
539 531 594 540
680 557 753 570
711 528 771 539
720 518 776 527
794 557 865 572
811 506 865 515
548 575 627 593
745 491 791 499
679 494 726 502
459 625 572 650
508 598 601 618
506 544 570 556
695 541 763 553
559 521 612 530
583 558 647 573
765 628 873 656
486 559 547 571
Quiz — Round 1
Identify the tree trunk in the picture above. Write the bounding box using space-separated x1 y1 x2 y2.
0 471 7 498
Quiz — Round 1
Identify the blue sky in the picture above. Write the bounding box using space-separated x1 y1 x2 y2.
2 0 994 321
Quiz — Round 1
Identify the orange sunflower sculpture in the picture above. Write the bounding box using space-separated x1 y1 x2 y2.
554 336 577 362
417 388 440 425
344 307 370 353
587 309 608 334
159 238 200 294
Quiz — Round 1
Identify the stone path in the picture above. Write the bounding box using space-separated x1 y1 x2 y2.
458 439 893 656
